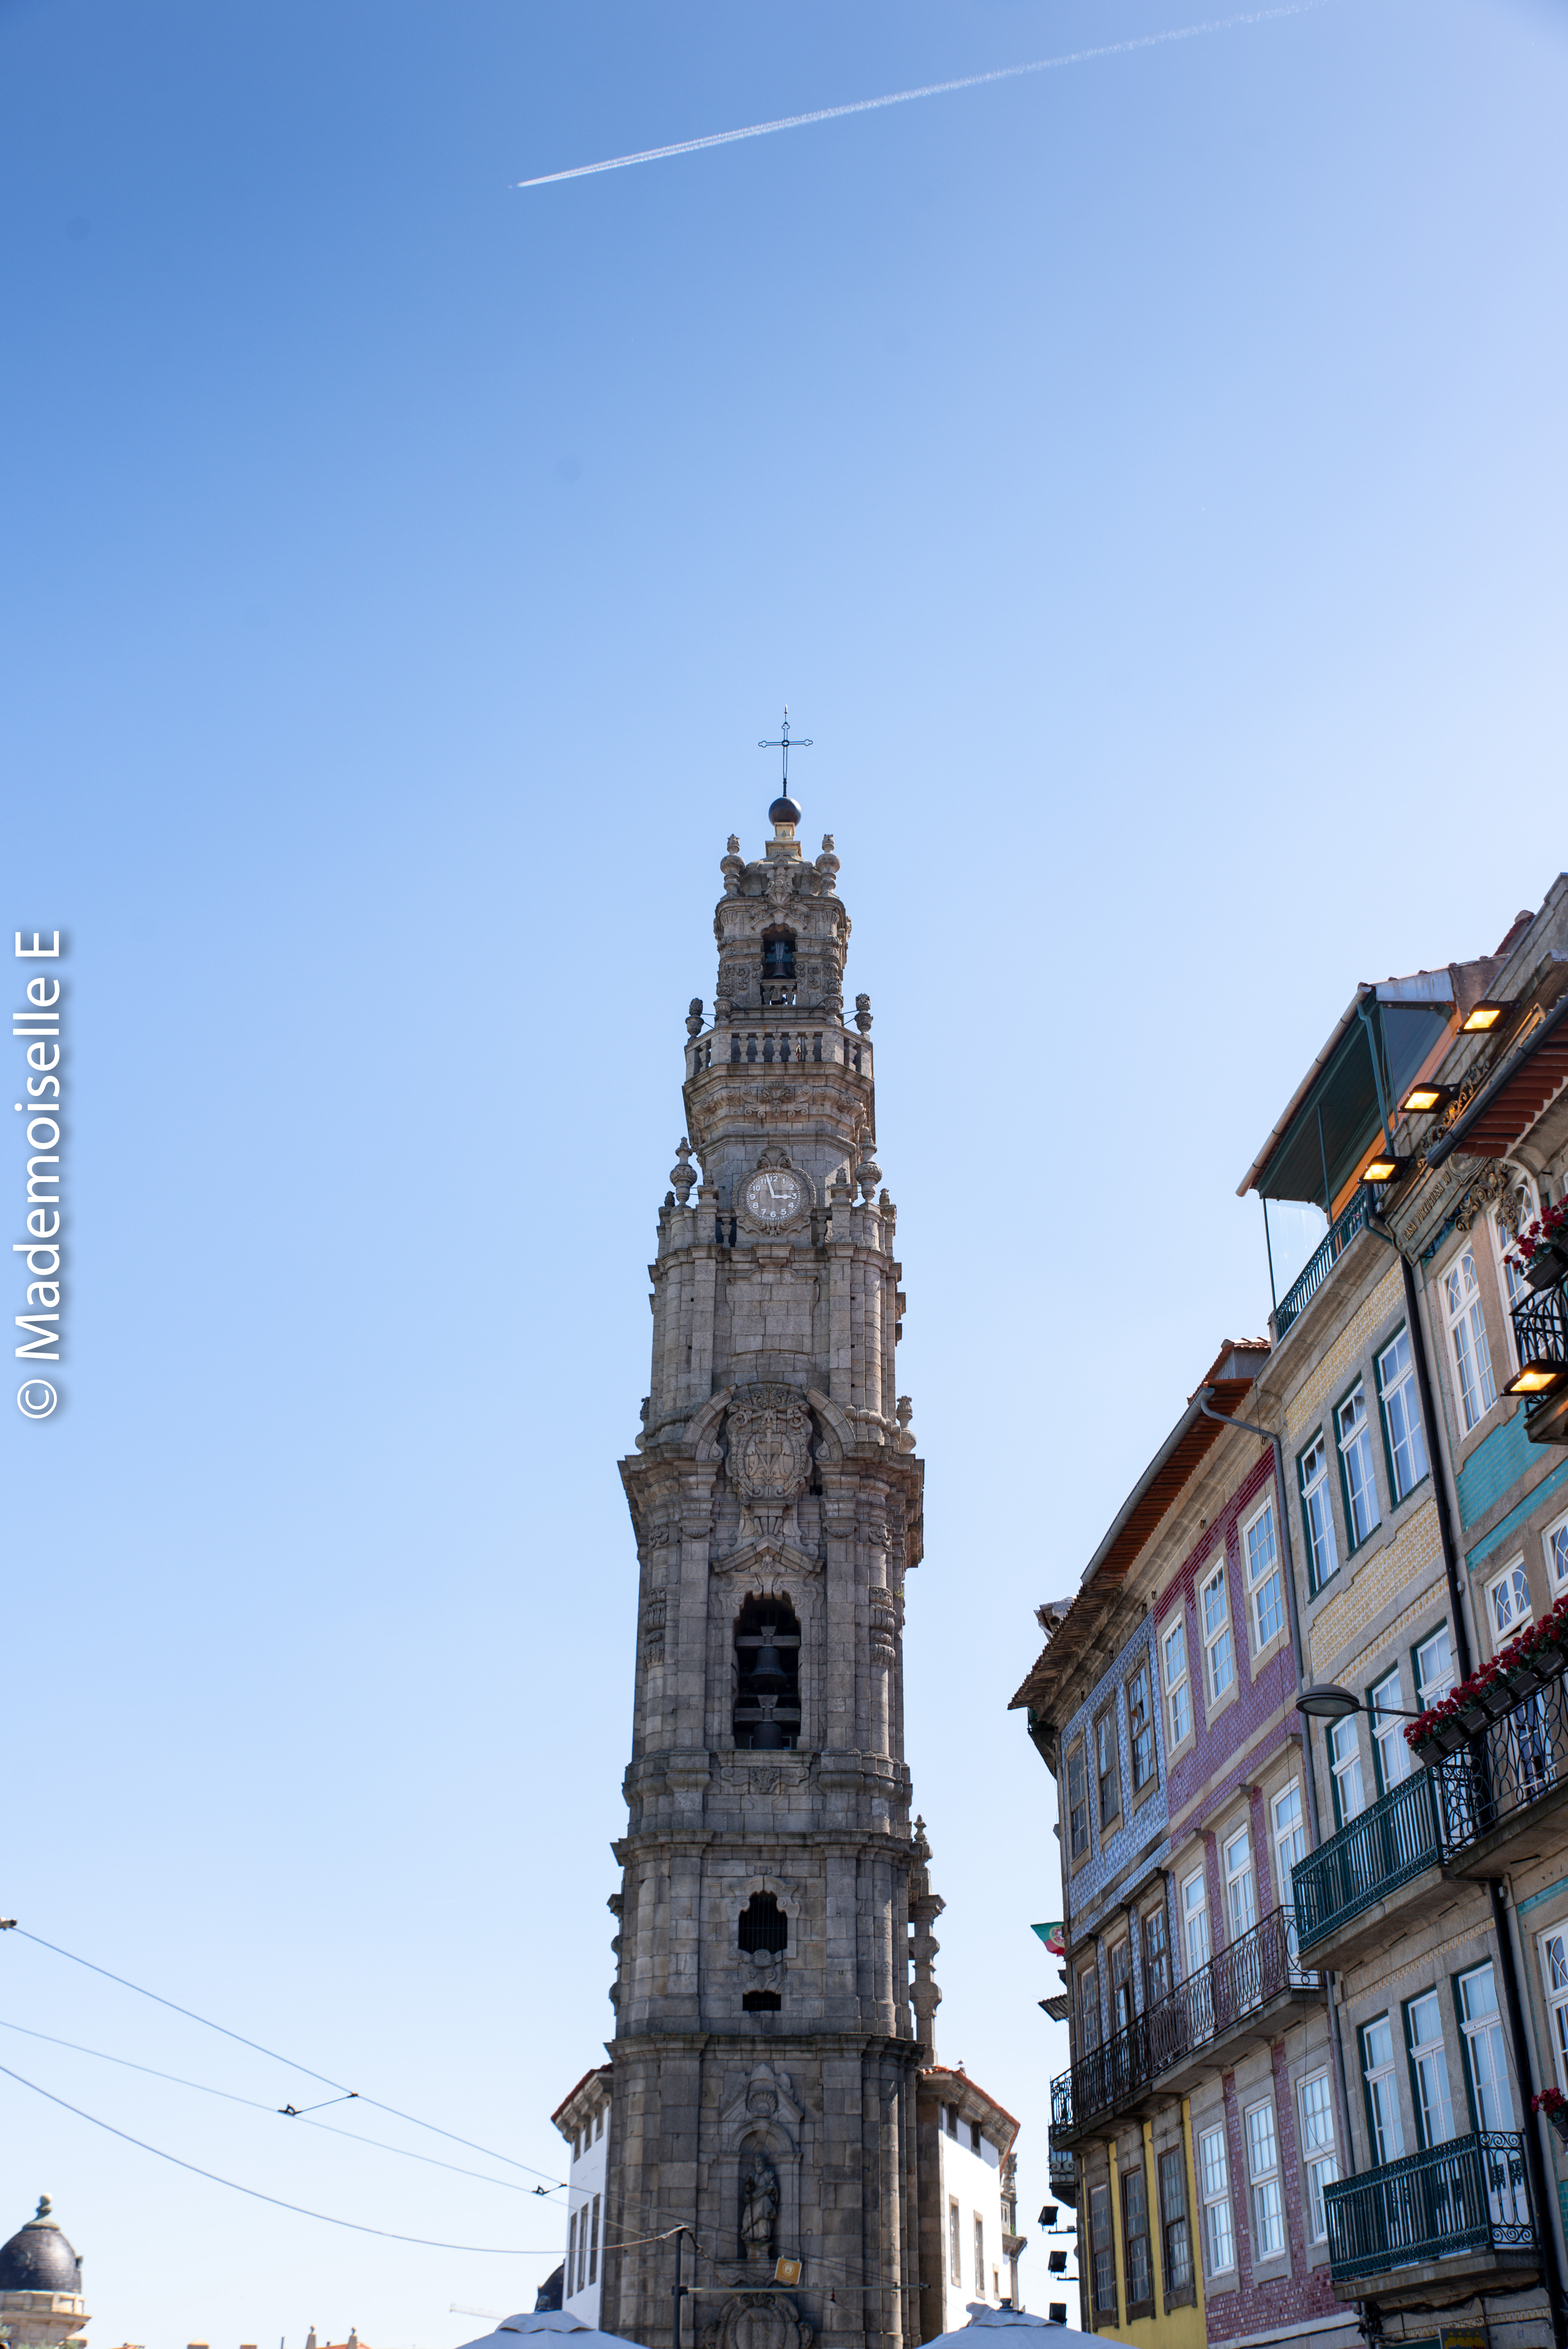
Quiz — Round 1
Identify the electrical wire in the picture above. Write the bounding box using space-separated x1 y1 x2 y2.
0 2058 551 2254
0 2020 558 2198
4 1925 564 2186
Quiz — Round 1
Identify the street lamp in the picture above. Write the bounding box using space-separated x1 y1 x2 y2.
1296 1684 1423 1722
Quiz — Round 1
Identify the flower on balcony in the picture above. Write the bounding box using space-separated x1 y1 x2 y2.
1404 1592 1568 1747
1508 1200 1568 1270
1532 2086 1568 2118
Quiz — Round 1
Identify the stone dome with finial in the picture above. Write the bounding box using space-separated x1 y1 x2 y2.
0 2198 82 2296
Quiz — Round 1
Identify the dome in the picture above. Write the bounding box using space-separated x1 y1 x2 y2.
768 795 802 826
0 2200 82 2295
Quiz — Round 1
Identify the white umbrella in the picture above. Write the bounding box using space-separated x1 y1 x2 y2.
452 2315 653 2349
923 2308 1095 2349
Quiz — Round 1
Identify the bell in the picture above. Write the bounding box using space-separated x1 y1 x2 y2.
750 1714 790 1751
749 1636 789 1691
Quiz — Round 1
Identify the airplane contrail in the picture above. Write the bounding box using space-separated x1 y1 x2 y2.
515 0 1334 190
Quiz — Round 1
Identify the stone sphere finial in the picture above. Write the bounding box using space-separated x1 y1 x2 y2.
854 992 873 1035
670 1139 696 1204
685 996 705 1037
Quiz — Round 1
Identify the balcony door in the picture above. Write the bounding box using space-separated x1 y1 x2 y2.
1225 1828 1262 2016
1183 1869 1213 2041
1459 1963 1528 2236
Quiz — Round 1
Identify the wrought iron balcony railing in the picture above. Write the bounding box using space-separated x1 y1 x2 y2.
1430 1675 1568 1858
1510 1277 1568 1381
1048 1905 1318 2136
1275 1189 1372 1338
1293 1770 1441 1951
1324 2131 1534 2284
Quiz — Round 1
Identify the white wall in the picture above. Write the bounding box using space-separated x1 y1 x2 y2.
562 2102 611 2327
930 2119 1007 2336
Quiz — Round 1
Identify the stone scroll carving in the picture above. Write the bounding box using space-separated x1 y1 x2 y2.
725 1386 814 1542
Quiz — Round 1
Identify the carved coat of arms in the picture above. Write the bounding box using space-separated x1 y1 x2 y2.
727 1387 813 1506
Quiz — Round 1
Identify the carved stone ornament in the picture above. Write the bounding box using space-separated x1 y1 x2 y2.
727 1387 814 1507
1452 1161 1521 1233
704 2297 813 2349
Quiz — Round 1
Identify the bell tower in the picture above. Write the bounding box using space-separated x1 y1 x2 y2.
600 787 933 2349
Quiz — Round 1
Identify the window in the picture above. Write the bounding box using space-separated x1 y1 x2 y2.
568 2210 579 2293
1121 2159 1153 2310
1378 1327 1430 1501
1128 1664 1155 1791
974 2215 985 2297
1362 2016 1405 2163
1539 1928 1568 2091
1299 1431 1339 1593
1201 1559 1235 1703
1298 2072 1338 2242
1417 1625 1456 1711
1405 1990 1456 2147
1182 1869 1210 1977
1459 1962 1516 2129
1487 1558 1532 1646
1096 1708 1121 1829
1272 1783 1304 1912
1329 1716 1365 1826
595 2106 605 2141
970 2121 983 2153
1494 1183 1538 1335
1445 1247 1497 1434
1163 1617 1192 1746
1336 1383 1381 1547
1110 1938 1132 2033
1245 2101 1284 2259
733 1595 802 1749
949 2198 961 2284
1198 2124 1234 2275
1158 2145 1192 2295
1067 1741 1089 1861
1089 2182 1117 2317
1224 1826 1258 1942
738 1893 789 1953
945 2104 958 2137
1244 1501 1284 1651
1370 1666 1409 1792
1143 1903 1170 2005
1546 1511 1568 1597
1079 1963 1101 2052
588 2194 600 2285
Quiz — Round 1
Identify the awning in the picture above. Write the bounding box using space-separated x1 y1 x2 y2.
1426 991 1568 1166
1237 977 1454 1205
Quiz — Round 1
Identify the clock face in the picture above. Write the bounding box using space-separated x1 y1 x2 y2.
743 1169 805 1225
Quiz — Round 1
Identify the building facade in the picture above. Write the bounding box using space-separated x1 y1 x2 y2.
913 2067 1020 2334
553 2064 613 2327
598 789 937 2349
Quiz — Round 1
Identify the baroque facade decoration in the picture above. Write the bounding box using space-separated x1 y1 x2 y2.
600 788 933 2349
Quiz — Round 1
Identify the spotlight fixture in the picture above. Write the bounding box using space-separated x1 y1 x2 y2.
1503 1361 1568 1398
1462 1001 1511 1033
1362 1151 1411 1184
1399 1081 1456 1116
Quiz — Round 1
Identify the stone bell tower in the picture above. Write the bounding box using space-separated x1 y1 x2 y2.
599 786 936 2349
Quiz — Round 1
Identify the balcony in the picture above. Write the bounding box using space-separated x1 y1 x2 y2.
1324 2132 1538 2306
1049 1906 1320 2145
1432 1675 1568 1873
1274 1189 1372 1339
1510 1275 1568 1446
1047 2136 1078 2208
1292 1770 1444 1969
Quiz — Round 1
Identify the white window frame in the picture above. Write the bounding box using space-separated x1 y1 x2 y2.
1198 2121 1235 2276
1370 1665 1409 1792
1245 2099 1285 2260
1544 1509 1568 1599
1272 1781 1304 1912
1078 1961 1101 2053
1201 1556 1235 1705
1493 1178 1540 1345
1243 1498 1285 1653
1163 1616 1193 1747
1110 1935 1132 2033
973 2213 985 2297
1224 1825 1258 1942
1377 1326 1430 1502
1459 1961 1516 2130
1406 1988 1456 2148
1329 1714 1365 1825
1336 1381 1382 1548
1362 2014 1405 2164
1297 2071 1337 2243
949 2197 961 2284
1445 1245 1498 1434
1127 1659 1156 1792
1416 1624 1456 1710
1539 1925 1568 2093
1182 1867 1211 1978
1486 1556 1532 1648
1300 1429 1339 1593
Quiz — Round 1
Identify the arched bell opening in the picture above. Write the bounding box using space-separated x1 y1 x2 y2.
733 1595 802 1749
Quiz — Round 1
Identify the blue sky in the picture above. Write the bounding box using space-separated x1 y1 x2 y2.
2 0 1566 2340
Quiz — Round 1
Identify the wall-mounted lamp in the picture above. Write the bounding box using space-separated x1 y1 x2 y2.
1462 1001 1511 1033
1296 1684 1421 1722
1503 1360 1568 1399
1362 1152 1411 1184
1399 1081 1456 1116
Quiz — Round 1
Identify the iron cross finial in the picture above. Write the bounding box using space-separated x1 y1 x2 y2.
758 707 813 788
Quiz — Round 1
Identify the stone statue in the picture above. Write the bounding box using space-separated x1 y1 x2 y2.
740 2151 779 2263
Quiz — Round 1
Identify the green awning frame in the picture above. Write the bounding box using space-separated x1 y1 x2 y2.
1243 980 1454 1208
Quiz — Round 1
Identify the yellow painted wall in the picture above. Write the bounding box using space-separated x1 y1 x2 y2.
1099 2102 1205 2349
